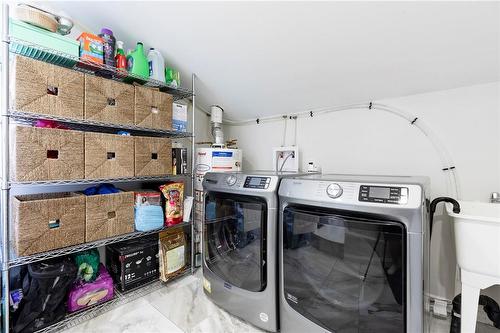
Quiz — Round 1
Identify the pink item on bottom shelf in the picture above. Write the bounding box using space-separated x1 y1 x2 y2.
67 264 114 313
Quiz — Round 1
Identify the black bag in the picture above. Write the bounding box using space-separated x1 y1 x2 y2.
10 257 77 333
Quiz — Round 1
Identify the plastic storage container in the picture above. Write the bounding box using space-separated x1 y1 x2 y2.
9 19 79 66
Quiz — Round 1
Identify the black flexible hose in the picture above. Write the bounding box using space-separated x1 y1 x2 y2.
429 197 460 238
450 294 500 332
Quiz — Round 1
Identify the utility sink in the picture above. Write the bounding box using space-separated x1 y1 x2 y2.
446 201 500 333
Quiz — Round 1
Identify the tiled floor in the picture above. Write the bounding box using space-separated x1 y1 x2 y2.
64 271 499 333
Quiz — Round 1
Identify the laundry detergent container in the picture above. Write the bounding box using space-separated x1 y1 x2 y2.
134 86 172 130
12 192 85 256
85 191 135 242
84 75 135 125
84 132 134 179
134 136 172 176
11 126 84 182
11 55 84 119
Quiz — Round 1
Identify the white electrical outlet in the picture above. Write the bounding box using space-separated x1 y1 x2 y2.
273 146 299 172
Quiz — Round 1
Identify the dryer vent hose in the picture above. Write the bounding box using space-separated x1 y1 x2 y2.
450 294 500 332
429 197 460 238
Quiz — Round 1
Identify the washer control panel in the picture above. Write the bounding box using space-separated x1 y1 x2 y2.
244 176 271 189
359 185 408 204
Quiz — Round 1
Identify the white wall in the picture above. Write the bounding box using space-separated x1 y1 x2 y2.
225 81 500 302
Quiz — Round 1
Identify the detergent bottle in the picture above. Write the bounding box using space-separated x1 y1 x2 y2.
126 42 148 78
115 41 127 71
147 48 165 82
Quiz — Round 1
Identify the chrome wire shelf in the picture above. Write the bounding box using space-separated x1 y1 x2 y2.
9 37 194 101
9 221 191 267
34 268 192 333
9 110 194 138
9 174 191 187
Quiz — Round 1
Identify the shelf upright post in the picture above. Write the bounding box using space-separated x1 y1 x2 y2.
190 73 196 274
1 3 10 332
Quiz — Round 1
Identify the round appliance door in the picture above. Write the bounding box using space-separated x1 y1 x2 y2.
204 191 267 292
282 204 407 333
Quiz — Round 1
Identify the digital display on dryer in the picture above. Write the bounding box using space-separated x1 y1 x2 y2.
369 187 391 199
244 177 270 189
249 178 262 186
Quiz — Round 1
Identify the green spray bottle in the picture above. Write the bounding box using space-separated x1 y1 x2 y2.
126 42 149 78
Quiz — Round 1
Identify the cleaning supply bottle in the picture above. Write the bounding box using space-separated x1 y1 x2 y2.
147 48 165 82
126 42 148 78
98 28 116 67
115 41 127 71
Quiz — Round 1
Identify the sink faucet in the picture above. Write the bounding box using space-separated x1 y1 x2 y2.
491 192 500 203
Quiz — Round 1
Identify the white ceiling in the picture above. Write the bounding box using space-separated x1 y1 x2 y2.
48 1 500 120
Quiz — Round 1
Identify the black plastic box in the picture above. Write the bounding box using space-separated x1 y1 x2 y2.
105 234 159 291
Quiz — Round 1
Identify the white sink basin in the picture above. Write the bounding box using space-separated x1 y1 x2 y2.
446 201 500 277
446 201 500 333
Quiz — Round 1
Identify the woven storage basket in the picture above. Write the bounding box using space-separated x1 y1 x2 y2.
12 192 85 256
11 55 84 119
11 126 84 181
134 86 172 130
85 132 134 179
85 191 134 242
84 75 135 125
135 137 172 176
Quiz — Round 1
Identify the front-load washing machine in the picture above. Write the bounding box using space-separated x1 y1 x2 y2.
202 171 312 332
279 174 430 333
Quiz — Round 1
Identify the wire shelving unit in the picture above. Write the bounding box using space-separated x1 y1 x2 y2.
1 4 198 332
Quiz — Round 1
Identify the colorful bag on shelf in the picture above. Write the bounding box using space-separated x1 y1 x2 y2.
158 228 186 282
67 264 114 313
160 182 184 226
9 257 77 333
73 248 100 282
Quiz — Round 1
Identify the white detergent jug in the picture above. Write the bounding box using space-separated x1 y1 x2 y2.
147 48 165 82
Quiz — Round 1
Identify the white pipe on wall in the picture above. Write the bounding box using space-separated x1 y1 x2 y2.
222 101 460 199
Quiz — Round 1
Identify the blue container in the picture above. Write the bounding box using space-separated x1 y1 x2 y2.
134 205 164 231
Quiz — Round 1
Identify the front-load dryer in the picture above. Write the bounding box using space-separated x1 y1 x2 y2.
202 171 312 332
279 174 430 333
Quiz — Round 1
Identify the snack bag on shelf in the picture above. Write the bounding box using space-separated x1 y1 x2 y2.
160 182 184 226
158 228 186 282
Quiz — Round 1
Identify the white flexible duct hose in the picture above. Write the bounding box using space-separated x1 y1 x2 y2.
224 102 460 199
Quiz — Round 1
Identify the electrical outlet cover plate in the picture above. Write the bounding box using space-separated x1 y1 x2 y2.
273 146 299 172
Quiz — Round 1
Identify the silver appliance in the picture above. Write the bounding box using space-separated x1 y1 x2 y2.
279 174 430 333
202 171 312 332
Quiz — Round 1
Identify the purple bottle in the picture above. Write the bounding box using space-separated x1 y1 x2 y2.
99 28 116 67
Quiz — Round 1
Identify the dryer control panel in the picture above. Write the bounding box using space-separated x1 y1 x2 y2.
359 185 408 204
244 176 271 189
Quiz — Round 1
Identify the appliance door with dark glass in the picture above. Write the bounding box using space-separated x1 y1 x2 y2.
283 205 406 333
204 192 267 292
